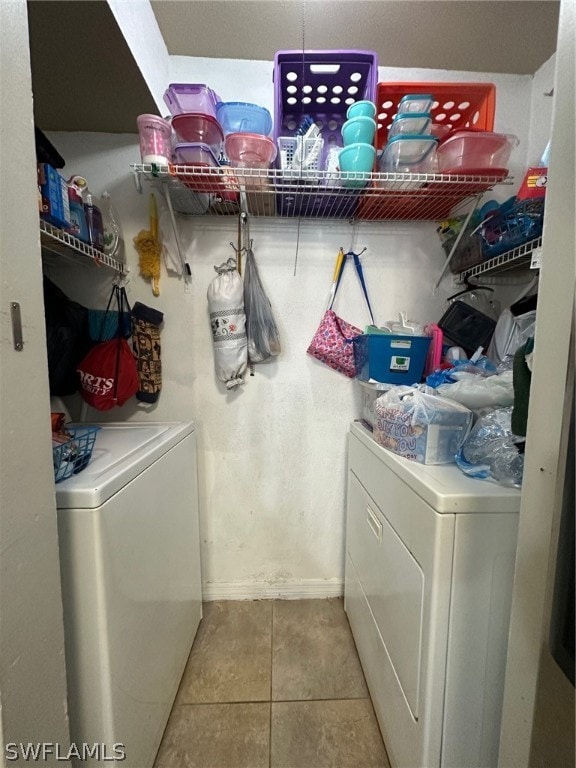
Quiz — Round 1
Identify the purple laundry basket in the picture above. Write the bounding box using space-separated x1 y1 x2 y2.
273 50 378 216
275 186 360 219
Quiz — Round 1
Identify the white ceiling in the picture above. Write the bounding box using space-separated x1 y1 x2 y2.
151 0 560 76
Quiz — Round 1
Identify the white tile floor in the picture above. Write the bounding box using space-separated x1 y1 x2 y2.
154 598 390 768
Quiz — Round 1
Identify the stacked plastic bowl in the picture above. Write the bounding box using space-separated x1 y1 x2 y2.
339 101 377 188
162 84 224 171
216 102 275 170
378 94 438 175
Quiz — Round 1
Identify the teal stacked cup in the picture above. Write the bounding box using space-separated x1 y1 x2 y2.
339 143 376 188
342 116 377 146
346 100 377 120
340 105 377 188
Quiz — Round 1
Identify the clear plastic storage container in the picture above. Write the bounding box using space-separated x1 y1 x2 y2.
163 84 220 118
388 112 432 139
378 134 438 173
136 114 172 165
173 143 220 167
216 102 273 136
436 130 519 174
171 113 224 156
397 94 434 115
224 132 277 167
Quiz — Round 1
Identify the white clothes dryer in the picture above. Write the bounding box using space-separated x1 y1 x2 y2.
345 421 521 768
55 421 202 768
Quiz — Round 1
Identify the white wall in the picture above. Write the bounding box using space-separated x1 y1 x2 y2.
48 59 535 599
527 53 556 166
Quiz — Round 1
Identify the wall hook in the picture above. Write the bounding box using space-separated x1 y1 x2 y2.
346 247 367 258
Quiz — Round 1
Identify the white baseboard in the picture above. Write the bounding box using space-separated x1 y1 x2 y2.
202 579 344 601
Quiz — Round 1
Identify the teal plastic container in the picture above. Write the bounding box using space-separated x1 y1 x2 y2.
354 334 431 384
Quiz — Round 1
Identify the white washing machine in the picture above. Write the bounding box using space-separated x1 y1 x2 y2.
55 421 202 768
344 422 521 768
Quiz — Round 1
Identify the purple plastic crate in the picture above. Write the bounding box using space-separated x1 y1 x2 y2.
275 185 360 218
273 50 379 145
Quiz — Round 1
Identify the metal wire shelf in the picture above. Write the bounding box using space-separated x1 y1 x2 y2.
131 164 513 223
39 219 127 274
463 236 542 281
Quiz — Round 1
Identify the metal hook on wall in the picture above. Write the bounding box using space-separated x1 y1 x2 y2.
113 272 130 289
345 247 367 258
229 241 245 275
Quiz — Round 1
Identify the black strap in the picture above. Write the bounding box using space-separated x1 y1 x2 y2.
97 285 118 342
112 286 132 403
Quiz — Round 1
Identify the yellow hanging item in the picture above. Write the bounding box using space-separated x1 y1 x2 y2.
133 193 161 296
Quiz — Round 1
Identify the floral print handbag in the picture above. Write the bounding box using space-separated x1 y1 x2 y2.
307 249 375 378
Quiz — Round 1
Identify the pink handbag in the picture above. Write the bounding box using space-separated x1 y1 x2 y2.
307 249 375 378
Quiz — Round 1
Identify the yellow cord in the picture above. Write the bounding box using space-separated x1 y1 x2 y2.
133 228 161 297
133 193 161 297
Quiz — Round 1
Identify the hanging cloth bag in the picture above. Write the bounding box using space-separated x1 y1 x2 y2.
207 258 247 389
76 285 139 410
307 249 375 378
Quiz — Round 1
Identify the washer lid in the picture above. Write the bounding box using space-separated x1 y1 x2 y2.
55 421 195 509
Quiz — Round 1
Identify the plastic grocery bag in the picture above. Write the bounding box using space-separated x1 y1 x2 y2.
436 370 514 413
207 258 247 389
374 386 473 464
455 407 524 487
244 244 281 364
488 308 537 367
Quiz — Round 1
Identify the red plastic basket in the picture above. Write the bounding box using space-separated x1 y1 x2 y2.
375 82 496 149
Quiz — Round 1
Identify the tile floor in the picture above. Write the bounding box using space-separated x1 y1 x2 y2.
154 598 390 768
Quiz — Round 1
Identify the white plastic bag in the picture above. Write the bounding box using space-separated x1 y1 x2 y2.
488 308 537 366
207 258 247 389
436 370 514 412
243 245 281 364
374 386 473 464
455 407 524 487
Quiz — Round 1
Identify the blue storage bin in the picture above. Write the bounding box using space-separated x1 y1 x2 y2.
53 426 100 483
481 197 544 259
354 334 431 384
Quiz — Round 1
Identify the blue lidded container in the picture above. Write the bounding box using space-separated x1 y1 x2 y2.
397 94 434 115
67 187 89 243
388 112 432 139
216 102 273 137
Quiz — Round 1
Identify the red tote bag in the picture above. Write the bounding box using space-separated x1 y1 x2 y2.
77 286 139 410
307 249 375 378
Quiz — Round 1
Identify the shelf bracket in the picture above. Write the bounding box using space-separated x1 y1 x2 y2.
433 192 483 293
163 185 192 286
131 167 143 194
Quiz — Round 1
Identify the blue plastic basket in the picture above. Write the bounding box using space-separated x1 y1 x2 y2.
481 197 545 259
354 334 431 385
53 426 100 483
